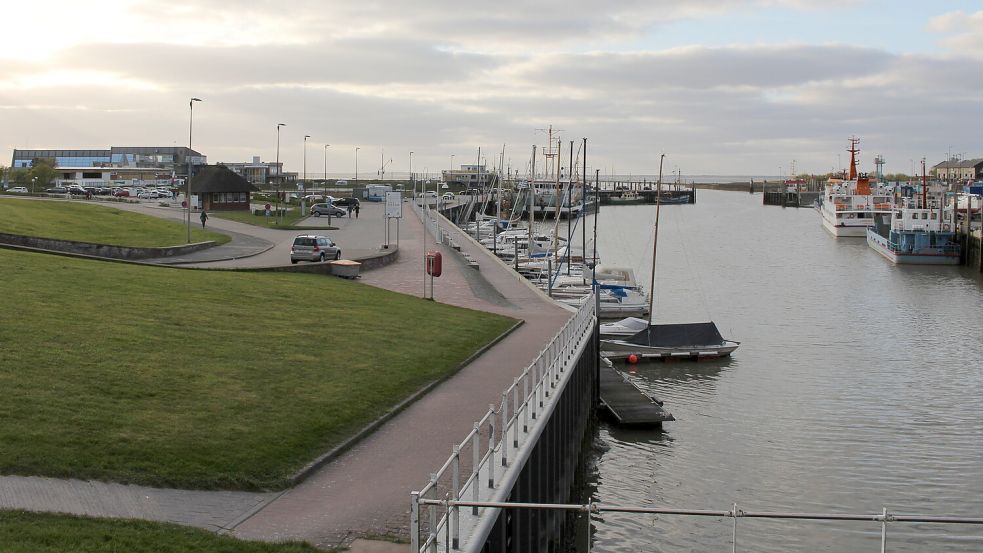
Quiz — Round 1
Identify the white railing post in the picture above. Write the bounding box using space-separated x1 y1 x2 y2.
881 507 888 553
501 392 509 467
488 405 496 488
471 423 480 514
410 491 420 552
428 473 438 553
523 373 530 431
452 446 461 549
732 502 739 553
512 380 520 447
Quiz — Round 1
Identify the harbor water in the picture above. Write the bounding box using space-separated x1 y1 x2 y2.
577 189 983 552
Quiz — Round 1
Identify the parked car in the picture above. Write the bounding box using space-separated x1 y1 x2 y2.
441 192 455 201
310 203 347 217
113 188 130 197
7 187 29 193
290 235 341 264
333 197 360 207
423 191 437 198
68 185 88 195
45 187 68 194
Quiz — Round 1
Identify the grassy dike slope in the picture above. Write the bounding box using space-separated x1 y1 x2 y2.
0 248 515 489
0 198 229 247
0 511 321 553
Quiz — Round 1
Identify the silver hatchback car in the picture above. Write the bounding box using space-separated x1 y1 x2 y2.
290 235 341 264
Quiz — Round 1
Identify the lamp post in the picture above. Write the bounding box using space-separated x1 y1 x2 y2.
303 135 310 186
302 135 311 215
187 97 202 243
409 151 414 198
355 146 360 185
323 144 330 194
275 123 285 223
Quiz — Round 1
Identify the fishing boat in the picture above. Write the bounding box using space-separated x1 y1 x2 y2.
820 138 895 237
866 168 961 265
608 190 646 205
601 322 741 359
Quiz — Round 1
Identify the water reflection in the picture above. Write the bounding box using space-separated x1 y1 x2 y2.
579 190 983 552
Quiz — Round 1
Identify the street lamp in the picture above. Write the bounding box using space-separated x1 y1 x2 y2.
409 151 414 198
275 123 285 223
303 135 311 215
323 144 330 194
355 146 360 185
187 97 202 243
303 135 310 186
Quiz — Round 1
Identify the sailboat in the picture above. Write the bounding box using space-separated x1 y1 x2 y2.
600 154 740 360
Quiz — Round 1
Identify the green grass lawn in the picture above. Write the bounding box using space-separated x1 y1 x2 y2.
0 511 322 553
0 248 515 490
214 208 314 229
0 198 229 247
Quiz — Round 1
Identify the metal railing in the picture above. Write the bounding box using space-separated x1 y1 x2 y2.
414 498 983 553
410 296 596 552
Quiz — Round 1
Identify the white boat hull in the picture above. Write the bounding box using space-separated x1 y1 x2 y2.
821 212 870 237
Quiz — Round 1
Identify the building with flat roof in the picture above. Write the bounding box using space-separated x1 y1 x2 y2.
10 146 206 181
442 164 494 187
218 156 297 187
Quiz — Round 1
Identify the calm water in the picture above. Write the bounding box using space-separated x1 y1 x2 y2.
578 189 983 552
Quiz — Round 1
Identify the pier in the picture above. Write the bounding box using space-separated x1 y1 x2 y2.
598 363 674 426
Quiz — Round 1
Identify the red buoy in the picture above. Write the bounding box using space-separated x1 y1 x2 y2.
627 354 639 364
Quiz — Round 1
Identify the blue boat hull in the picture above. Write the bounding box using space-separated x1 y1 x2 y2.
866 228 960 265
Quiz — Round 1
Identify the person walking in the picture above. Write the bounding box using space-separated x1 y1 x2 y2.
346 204 352 217
199 210 208 228
354 203 360 218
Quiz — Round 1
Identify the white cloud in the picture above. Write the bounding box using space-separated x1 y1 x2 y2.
2 1 983 175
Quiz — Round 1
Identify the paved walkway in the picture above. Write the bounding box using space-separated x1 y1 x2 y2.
0 197 571 550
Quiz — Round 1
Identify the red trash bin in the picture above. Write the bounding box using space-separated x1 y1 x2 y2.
425 251 442 277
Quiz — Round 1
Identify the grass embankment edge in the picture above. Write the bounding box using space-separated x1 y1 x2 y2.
288 318 525 485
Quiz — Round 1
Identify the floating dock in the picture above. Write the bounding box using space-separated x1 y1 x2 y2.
598 362 674 426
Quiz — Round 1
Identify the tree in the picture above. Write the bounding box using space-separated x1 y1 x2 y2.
29 158 59 192
11 168 31 188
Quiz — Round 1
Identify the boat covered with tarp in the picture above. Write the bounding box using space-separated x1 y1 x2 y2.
601 321 739 359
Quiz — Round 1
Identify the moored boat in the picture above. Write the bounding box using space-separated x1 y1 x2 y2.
820 138 895 237
601 321 740 360
866 168 961 265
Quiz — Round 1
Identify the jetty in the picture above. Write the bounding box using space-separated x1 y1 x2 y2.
598 362 674 426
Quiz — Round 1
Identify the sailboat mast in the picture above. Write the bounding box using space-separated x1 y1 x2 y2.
648 153 665 324
529 145 536 256
582 137 587 274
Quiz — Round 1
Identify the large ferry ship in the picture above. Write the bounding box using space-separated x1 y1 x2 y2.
820 138 894 237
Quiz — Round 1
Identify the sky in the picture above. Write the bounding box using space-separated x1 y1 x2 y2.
2 0 982 178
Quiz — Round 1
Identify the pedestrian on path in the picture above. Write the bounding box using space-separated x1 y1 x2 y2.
346 204 352 217
354 204 360 218
200 210 208 228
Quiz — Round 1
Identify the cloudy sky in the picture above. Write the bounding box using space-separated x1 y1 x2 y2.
2 0 982 178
